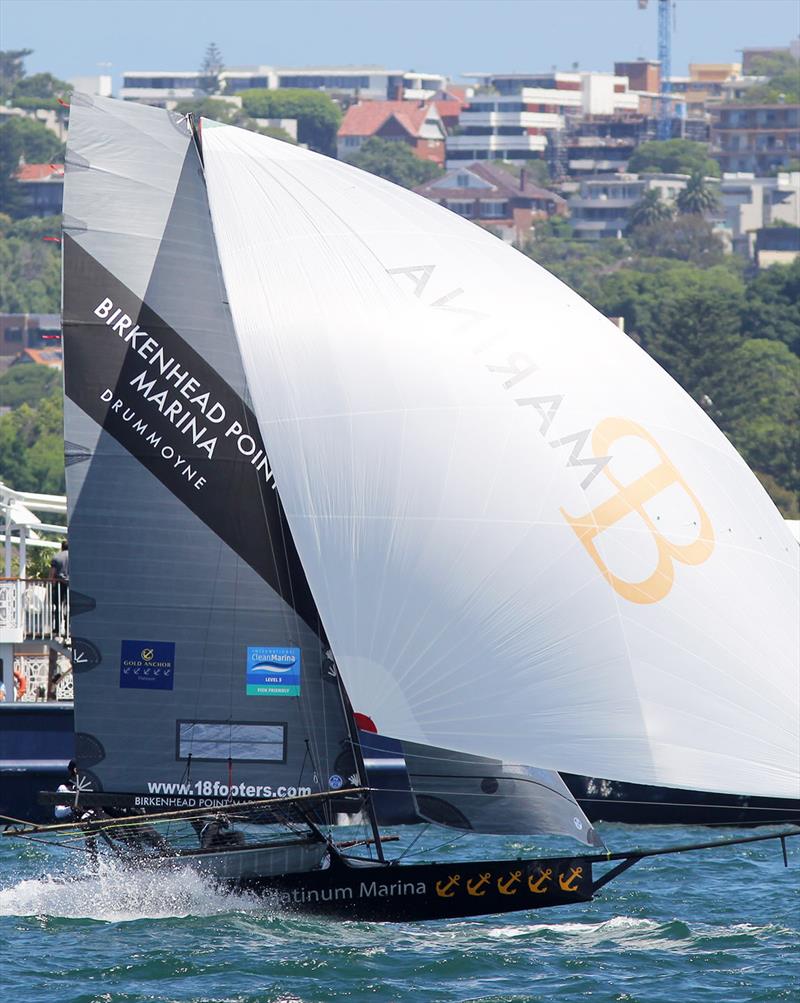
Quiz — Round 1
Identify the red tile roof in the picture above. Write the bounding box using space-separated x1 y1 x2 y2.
15 163 64 182
339 100 438 139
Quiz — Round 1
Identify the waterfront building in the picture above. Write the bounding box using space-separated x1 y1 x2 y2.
718 171 800 257
13 163 64 216
569 172 690 239
448 72 642 170
711 103 800 175
121 65 447 108
0 314 61 357
337 100 446 165
414 162 566 243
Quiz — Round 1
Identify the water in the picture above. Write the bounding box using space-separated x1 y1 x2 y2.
1 824 798 1003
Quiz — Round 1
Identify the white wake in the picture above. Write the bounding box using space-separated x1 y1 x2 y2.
0 859 261 922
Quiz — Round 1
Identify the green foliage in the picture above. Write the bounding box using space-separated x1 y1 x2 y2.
345 137 443 189
175 99 297 144
526 230 629 303
0 49 32 100
0 389 64 495
0 364 60 408
240 88 341 155
176 97 243 124
741 257 800 355
0 116 65 217
707 339 800 496
0 213 61 312
595 263 745 400
11 71 72 106
736 53 800 104
199 41 224 92
676 171 719 215
629 215 725 266
628 139 720 178
502 159 551 186
627 188 673 231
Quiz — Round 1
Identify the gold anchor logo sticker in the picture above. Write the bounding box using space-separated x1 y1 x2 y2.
435 874 460 898
141 648 154 661
558 866 583 892
466 873 491 897
497 870 522 895
528 868 553 894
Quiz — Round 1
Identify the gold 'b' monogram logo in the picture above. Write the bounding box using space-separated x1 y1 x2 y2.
561 417 714 604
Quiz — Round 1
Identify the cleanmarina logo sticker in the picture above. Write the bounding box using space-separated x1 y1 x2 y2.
120 640 175 690
246 646 301 697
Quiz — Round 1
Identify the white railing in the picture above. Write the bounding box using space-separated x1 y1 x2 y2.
0 578 70 644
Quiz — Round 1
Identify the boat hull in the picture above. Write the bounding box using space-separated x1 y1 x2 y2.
237 853 593 922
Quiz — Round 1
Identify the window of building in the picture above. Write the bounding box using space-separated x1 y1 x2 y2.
480 201 508 218
177 721 286 762
446 200 475 217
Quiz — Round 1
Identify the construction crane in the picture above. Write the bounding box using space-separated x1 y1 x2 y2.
638 0 675 140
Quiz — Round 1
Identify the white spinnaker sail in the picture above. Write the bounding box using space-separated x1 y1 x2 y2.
202 122 799 800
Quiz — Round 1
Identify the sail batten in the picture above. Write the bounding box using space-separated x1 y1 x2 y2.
202 122 798 801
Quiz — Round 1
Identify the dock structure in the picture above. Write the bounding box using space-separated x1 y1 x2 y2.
0 482 72 703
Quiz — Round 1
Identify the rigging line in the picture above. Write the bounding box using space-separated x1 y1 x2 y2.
405 827 472 861
395 822 432 862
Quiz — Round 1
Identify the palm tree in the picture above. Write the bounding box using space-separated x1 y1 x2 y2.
677 171 719 216
627 188 673 232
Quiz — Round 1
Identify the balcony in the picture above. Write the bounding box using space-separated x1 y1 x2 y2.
0 579 70 646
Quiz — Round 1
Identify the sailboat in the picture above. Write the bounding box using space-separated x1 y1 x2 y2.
3 94 798 922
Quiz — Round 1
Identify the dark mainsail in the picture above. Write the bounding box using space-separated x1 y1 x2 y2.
62 94 356 806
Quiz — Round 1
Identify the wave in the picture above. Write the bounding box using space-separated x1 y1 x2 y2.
0 859 261 922
483 914 789 952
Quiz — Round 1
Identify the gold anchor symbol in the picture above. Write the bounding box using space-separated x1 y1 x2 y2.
528 868 553 894
558 866 583 892
497 870 522 895
466 873 491 897
435 874 461 898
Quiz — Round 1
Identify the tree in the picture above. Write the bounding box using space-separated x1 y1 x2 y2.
735 53 800 104
741 258 800 356
627 188 673 231
240 88 341 155
0 365 60 408
0 214 61 310
676 171 719 215
628 139 720 178
595 263 745 401
199 42 224 93
707 339 800 499
0 391 65 495
11 71 72 109
345 137 443 189
629 214 725 266
0 118 65 217
0 49 32 100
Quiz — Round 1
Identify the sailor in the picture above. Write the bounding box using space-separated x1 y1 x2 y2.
49 540 69 637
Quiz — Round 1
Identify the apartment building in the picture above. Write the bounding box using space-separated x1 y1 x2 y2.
447 72 642 168
570 173 690 239
0 315 61 357
120 66 447 108
719 172 800 256
711 104 800 174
